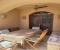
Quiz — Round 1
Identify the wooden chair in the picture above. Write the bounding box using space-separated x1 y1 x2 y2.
25 29 48 50
8 27 19 32
0 36 18 50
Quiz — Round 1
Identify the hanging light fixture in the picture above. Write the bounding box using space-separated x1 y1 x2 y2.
34 5 48 10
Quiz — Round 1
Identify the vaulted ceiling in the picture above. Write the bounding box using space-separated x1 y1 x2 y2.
0 0 60 13
17 3 60 10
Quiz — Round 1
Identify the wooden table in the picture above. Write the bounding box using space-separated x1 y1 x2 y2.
0 29 41 48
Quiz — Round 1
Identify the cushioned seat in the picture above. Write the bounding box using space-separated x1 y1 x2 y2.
27 36 38 42
0 40 14 48
0 40 17 50
32 27 40 30
0 29 9 34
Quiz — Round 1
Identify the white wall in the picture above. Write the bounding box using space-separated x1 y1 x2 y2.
0 9 20 29
20 6 60 32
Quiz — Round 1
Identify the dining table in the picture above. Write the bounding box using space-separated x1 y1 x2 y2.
0 29 41 48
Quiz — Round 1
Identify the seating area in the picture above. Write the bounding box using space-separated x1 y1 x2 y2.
25 29 48 50
0 29 48 50
0 0 60 50
14 35 50 50
0 35 17 50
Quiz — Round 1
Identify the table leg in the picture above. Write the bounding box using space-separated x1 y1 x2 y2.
22 40 26 49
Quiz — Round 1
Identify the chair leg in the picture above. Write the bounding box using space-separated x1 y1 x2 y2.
33 40 39 46
0 46 6 50
2 48 6 50
12 43 18 50
26 41 38 50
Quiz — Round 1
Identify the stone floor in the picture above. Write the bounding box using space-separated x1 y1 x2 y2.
15 35 50 50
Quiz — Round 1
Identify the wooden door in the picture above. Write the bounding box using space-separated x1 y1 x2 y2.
29 14 41 29
41 14 53 34
29 12 53 35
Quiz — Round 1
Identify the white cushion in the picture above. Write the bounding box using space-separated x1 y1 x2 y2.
0 29 9 34
27 36 38 42
0 40 12 48
32 27 40 30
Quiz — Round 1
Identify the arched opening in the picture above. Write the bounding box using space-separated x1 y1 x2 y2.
29 11 53 35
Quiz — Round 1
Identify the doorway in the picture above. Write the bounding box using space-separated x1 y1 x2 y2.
29 11 53 35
